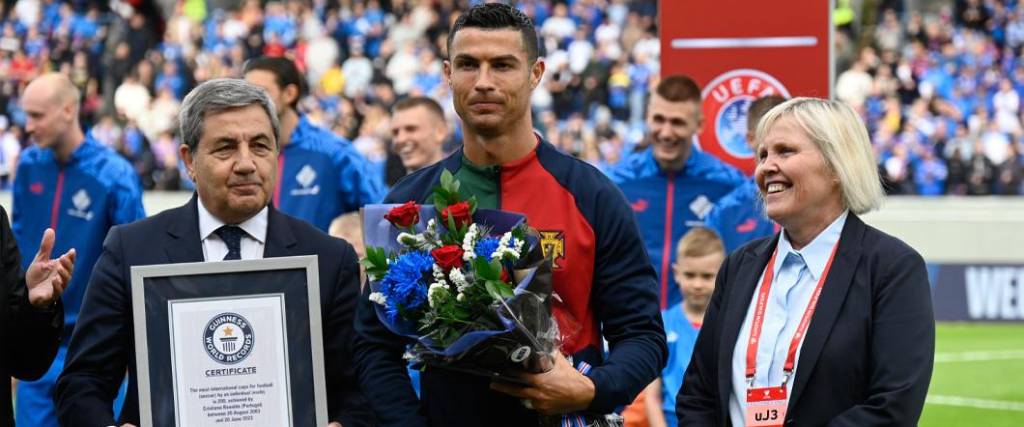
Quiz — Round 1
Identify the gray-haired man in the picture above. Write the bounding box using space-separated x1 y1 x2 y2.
55 79 371 427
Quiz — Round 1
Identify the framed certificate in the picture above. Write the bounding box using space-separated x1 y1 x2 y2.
131 256 328 427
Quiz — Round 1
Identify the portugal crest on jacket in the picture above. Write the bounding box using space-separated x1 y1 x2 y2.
539 230 566 269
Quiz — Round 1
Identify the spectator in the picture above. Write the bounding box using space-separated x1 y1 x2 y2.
244 56 385 232
13 72 144 427
706 95 788 254
882 143 916 194
113 73 150 123
836 60 873 108
914 147 949 196
342 40 374 98
967 140 996 195
0 119 21 189
992 78 1021 135
607 75 745 310
995 141 1024 194
389 96 448 177
642 227 724 427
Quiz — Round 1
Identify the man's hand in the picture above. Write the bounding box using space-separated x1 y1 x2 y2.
25 228 76 308
489 353 596 415
328 422 343 427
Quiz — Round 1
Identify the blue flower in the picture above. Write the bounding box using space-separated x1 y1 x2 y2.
474 237 501 262
379 251 434 321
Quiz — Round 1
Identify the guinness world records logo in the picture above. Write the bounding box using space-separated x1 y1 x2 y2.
204 312 255 364
696 69 792 170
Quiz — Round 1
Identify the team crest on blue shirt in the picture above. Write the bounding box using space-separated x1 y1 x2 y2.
696 69 791 168
204 312 255 365
689 194 713 220
67 189 94 221
291 164 321 196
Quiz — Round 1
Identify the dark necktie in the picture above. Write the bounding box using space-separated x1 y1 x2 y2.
214 225 245 261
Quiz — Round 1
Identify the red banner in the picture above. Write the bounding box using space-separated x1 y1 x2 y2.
660 0 833 175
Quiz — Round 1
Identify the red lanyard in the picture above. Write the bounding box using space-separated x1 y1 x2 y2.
745 241 840 383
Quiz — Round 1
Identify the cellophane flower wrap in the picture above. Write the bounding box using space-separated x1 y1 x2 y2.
362 170 557 380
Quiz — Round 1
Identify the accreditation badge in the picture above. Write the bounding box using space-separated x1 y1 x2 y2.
745 385 787 427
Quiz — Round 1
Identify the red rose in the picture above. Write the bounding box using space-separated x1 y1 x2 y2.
440 201 472 229
500 268 510 283
384 201 420 228
431 245 465 271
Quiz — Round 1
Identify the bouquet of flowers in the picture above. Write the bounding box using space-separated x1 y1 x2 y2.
362 171 558 379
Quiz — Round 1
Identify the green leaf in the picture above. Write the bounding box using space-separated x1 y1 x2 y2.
362 247 383 269
484 280 505 301
489 259 503 278
468 196 478 215
441 169 454 187
474 257 498 280
434 195 449 213
493 280 514 298
451 305 471 320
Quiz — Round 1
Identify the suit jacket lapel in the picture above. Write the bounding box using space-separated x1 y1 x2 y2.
263 206 299 258
163 194 205 263
717 235 778 421
787 214 865 409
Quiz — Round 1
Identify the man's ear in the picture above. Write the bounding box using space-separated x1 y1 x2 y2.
530 58 546 89
62 100 77 122
443 60 452 88
433 120 448 145
283 84 300 109
179 144 196 182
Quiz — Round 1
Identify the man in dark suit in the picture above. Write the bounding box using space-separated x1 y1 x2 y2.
1 205 76 425
54 79 371 427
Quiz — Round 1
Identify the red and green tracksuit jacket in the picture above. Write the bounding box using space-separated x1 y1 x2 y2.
353 139 668 427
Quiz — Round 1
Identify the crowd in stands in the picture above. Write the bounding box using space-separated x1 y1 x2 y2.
837 0 1024 195
0 0 1021 195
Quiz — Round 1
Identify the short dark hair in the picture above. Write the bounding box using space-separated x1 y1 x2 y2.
656 75 701 104
392 96 445 122
242 56 306 110
746 95 788 134
447 3 539 63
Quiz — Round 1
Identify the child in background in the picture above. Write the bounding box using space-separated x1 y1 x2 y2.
643 227 725 427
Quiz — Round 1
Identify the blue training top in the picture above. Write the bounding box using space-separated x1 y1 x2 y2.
606 147 744 309
274 115 385 231
12 136 145 329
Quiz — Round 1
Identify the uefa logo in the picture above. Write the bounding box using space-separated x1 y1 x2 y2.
696 69 791 169
203 312 255 365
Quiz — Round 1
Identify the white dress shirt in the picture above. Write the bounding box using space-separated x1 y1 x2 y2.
728 210 848 426
197 199 268 261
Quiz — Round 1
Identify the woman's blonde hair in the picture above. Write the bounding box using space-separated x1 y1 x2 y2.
754 97 884 214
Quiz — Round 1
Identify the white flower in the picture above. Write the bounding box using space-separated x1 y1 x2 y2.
462 224 479 261
428 283 450 308
456 292 467 302
397 232 425 247
493 232 521 261
449 268 470 292
432 264 447 281
369 292 388 306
